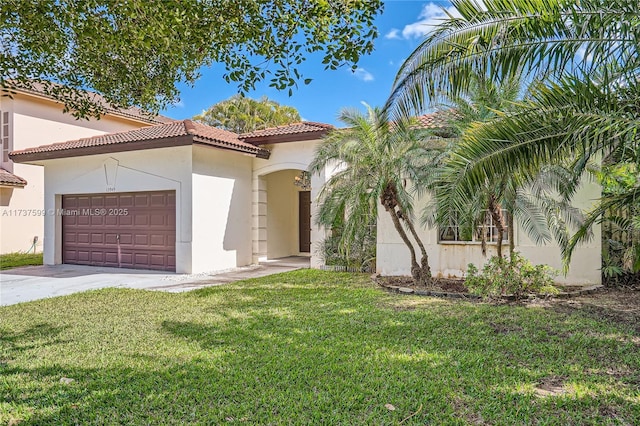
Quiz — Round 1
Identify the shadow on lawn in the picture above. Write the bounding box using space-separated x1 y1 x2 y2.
0 323 68 359
2 296 639 424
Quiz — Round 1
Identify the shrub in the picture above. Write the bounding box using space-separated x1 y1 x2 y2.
465 252 558 299
319 223 376 273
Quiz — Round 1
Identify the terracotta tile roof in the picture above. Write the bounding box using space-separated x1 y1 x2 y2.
415 111 455 128
0 168 27 187
10 119 270 161
4 81 174 125
240 122 334 140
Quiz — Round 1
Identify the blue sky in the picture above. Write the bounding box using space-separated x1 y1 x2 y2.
160 1 456 126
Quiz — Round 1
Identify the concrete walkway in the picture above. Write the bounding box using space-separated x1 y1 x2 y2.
0 256 309 306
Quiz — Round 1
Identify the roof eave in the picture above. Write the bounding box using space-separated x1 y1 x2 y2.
6 87 170 125
192 137 271 159
0 181 27 188
241 130 328 145
10 135 193 163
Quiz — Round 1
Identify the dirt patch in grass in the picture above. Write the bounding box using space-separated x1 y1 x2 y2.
380 275 640 331
534 376 567 398
530 288 640 333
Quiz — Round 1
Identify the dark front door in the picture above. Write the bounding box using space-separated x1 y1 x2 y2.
299 191 311 253
62 190 176 271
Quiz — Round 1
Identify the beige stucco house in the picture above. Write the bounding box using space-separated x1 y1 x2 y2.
376 185 602 285
0 86 171 254
9 120 333 273
8 106 600 284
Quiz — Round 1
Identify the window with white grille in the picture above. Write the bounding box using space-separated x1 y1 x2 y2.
1 110 10 165
439 210 509 243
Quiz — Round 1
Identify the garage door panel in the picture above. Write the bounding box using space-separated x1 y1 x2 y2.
64 250 77 261
150 235 165 246
91 216 105 226
119 195 134 207
150 214 165 226
135 234 149 245
91 251 104 263
119 233 133 245
135 194 149 207
77 251 90 262
134 215 148 226
150 254 166 266
63 191 176 271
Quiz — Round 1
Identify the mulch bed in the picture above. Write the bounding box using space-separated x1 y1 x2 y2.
379 276 469 293
374 275 603 301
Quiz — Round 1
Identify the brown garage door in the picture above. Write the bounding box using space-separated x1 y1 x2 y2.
62 191 176 271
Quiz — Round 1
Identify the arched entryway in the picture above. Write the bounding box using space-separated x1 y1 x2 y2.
252 167 315 262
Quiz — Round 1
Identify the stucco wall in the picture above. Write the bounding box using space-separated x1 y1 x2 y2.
191 145 253 273
376 179 602 285
35 146 193 272
0 94 150 254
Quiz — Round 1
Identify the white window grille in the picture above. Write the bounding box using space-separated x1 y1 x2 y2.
439 209 509 243
1 110 10 165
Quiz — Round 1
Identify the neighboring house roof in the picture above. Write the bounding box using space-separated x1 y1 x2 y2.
10 119 270 162
2 82 174 125
240 122 334 144
415 111 456 129
0 168 27 187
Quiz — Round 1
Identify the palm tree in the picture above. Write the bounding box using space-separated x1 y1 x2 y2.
418 71 587 260
434 73 522 258
309 104 441 285
194 95 300 133
386 0 639 264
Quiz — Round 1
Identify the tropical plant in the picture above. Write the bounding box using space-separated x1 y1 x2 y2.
309 104 442 285
426 73 585 259
592 163 640 285
319 214 376 273
466 252 559 299
387 0 640 267
194 95 301 133
2 0 383 118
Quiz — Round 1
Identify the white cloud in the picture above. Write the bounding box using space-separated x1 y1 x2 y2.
401 3 461 39
576 45 593 63
352 67 374 82
385 28 401 40
171 99 185 108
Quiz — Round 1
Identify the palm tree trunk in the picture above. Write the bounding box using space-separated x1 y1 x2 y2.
387 207 423 284
399 210 432 283
508 213 515 255
488 195 506 258
381 182 429 286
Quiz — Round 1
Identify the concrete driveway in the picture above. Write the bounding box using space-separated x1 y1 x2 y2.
0 257 309 306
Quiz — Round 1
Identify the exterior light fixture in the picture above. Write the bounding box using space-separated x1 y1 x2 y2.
293 170 311 190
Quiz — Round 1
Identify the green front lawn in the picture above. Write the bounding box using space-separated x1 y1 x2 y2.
1 270 638 424
0 252 43 270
